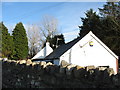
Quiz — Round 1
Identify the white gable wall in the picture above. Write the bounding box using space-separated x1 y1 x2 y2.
32 42 53 59
32 47 46 59
59 32 118 74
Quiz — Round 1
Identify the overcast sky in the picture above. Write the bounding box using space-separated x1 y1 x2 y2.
2 1 106 42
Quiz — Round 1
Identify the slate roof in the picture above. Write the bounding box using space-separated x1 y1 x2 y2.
44 37 81 60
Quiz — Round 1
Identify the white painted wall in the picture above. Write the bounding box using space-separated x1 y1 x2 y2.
32 42 53 59
59 32 118 74
60 49 71 64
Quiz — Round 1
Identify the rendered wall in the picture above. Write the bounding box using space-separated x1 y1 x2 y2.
60 34 118 74
32 42 53 59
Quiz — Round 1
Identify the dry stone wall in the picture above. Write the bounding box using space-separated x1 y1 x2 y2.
1 59 120 88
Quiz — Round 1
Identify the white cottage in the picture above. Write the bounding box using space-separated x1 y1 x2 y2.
32 42 53 60
44 31 119 74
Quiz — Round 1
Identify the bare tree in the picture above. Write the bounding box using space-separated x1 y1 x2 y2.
40 15 59 40
26 24 43 58
26 15 59 58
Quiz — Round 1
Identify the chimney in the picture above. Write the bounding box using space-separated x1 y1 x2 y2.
46 42 50 47
44 42 50 57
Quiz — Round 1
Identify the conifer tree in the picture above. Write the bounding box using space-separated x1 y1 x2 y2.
0 22 2 57
0 22 14 59
79 9 102 39
43 34 65 50
12 22 28 60
99 2 120 56
79 2 120 56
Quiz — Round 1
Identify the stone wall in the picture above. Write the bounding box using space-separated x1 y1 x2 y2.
1 59 120 88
